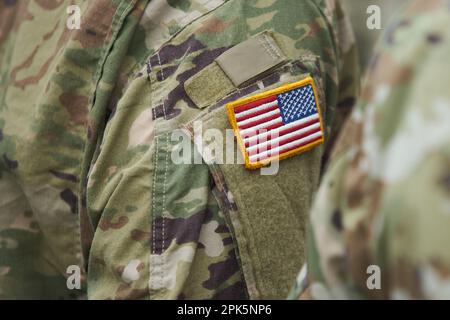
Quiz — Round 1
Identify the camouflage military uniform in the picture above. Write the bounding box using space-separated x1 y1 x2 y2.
0 0 358 299
290 0 450 300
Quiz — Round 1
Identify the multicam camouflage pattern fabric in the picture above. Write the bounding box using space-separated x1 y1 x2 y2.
84 0 359 300
290 0 450 300
0 0 95 299
0 0 359 299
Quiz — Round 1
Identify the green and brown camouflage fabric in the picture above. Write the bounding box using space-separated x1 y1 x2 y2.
0 0 359 299
290 0 450 300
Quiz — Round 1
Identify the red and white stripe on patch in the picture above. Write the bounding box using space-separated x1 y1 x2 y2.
227 77 325 169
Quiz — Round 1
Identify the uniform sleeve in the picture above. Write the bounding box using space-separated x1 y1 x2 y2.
82 0 362 300
317 0 361 166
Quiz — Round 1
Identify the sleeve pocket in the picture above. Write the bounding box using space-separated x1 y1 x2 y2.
181 57 327 299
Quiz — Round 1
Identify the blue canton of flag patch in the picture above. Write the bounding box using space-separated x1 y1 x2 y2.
277 84 317 125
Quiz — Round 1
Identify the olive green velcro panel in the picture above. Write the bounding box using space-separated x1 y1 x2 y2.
185 31 288 109
184 61 235 109
216 31 287 87
187 107 324 299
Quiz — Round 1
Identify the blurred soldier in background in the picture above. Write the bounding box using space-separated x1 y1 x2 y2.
0 0 359 299
290 0 450 299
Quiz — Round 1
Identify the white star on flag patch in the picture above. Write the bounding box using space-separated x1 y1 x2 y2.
227 77 325 169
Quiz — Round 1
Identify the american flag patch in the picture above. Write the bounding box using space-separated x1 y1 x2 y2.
227 77 325 169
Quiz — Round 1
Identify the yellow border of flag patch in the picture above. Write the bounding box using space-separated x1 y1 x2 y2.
226 77 325 170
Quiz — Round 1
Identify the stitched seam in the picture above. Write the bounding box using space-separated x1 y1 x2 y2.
264 34 282 59
257 34 282 60
149 55 156 298
161 133 169 290
156 52 167 120
152 136 158 255
156 50 168 290
148 59 156 123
